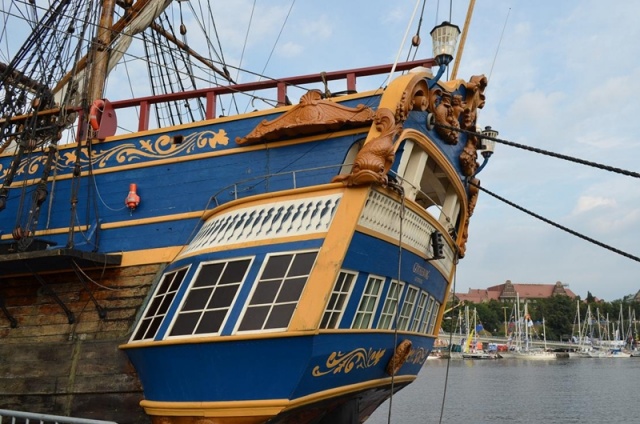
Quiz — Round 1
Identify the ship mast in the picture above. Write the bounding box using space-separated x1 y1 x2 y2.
87 0 117 103
450 0 476 80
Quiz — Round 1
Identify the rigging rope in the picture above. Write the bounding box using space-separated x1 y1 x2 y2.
436 123 640 179
432 124 640 262
470 181 640 263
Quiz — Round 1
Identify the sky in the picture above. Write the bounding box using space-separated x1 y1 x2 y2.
3 0 639 301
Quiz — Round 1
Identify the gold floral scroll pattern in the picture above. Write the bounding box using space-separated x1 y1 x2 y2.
406 347 429 365
0 129 228 181
312 348 386 377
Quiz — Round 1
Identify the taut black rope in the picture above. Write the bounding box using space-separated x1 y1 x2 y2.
436 123 640 179
469 180 640 263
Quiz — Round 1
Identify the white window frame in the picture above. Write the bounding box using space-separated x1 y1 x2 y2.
320 270 357 329
165 257 253 339
397 286 419 330
351 275 384 329
235 249 318 334
130 265 190 342
410 291 429 332
377 279 405 330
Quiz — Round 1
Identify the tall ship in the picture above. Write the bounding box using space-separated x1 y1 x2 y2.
0 1 496 423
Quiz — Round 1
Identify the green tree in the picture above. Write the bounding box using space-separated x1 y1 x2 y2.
537 295 574 340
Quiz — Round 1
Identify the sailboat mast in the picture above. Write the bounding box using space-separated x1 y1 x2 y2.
87 0 117 103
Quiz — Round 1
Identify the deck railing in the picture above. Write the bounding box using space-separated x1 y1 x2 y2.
106 59 437 132
0 409 117 424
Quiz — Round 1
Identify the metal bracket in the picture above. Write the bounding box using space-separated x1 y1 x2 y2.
32 271 75 324
0 292 18 328
72 261 107 319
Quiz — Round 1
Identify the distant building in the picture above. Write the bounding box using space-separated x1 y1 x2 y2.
453 280 577 304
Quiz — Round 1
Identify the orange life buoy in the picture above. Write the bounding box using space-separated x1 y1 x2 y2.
89 99 105 131
386 339 412 376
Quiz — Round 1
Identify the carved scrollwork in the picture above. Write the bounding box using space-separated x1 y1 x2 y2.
426 74 488 171
394 79 429 124
331 108 399 187
235 90 375 145
458 177 480 258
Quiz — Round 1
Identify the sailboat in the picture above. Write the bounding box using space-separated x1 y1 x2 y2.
460 306 500 359
502 296 557 360
0 1 497 423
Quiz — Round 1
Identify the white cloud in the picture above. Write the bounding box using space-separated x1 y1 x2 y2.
572 196 616 215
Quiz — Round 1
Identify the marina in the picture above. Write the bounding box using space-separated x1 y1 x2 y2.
369 357 640 424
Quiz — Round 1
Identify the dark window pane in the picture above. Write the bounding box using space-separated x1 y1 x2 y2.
156 274 173 295
261 255 292 279
219 259 250 285
196 310 226 334
146 316 164 339
327 292 338 310
146 296 163 316
320 314 330 328
133 318 151 340
277 277 306 303
157 294 174 315
170 312 200 336
250 280 280 305
238 306 269 331
265 304 296 329
194 263 225 287
169 269 187 291
182 287 212 311
208 285 239 309
288 252 317 276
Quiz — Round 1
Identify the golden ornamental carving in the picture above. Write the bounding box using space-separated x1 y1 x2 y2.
1 129 229 183
312 347 386 377
395 78 429 124
235 90 375 145
459 136 478 177
431 91 460 145
331 108 399 187
458 177 480 258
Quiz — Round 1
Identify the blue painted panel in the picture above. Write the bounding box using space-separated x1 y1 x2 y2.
343 232 449 302
124 331 433 402
0 124 362 253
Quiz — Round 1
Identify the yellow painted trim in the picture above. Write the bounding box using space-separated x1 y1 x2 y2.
140 398 286 417
0 225 89 240
0 210 203 239
119 328 436 349
140 375 414 417
6 127 369 187
121 327 435 350
289 186 370 331
120 247 183 267
100 211 204 229
361 72 428 145
120 330 317 350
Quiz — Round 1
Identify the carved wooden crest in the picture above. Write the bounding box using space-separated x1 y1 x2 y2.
331 108 399 187
235 90 375 145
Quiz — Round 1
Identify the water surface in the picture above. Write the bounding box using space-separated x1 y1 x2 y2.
367 358 640 424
